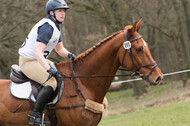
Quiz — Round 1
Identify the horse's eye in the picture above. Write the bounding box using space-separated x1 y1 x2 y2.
136 48 143 52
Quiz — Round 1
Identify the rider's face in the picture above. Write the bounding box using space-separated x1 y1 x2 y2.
51 9 66 22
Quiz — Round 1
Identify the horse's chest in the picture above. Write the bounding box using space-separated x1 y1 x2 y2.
57 109 101 126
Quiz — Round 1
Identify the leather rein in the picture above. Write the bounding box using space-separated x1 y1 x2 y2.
61 31 157 84
47 31 158 110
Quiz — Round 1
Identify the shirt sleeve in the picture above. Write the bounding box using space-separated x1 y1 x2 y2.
58 24 62 43
59 35 62 42
37 22 53 45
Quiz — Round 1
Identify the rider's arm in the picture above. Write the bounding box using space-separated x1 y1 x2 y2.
34 23 53 71
34 42 50 71
54 42 70 58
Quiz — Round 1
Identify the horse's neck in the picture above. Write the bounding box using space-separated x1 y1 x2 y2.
74 33 123 102
78 46 118 75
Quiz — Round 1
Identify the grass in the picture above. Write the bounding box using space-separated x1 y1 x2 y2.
99 101 190 126
98 80 190 126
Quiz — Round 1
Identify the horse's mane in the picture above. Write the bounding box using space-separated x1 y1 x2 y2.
75 30 123 62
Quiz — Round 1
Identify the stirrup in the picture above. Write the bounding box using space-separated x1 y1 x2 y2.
28 112 51 125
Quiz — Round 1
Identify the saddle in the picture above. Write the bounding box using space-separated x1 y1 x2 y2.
10 64 63 126
10 64 63 103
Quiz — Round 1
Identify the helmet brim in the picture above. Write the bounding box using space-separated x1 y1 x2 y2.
54 6 69 10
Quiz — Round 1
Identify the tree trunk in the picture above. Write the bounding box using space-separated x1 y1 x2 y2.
133 81 147 96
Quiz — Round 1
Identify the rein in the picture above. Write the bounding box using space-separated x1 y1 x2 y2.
47 61 86 110
47 31 158 110
48 60 132 110
60 32 157 81
61 72 134 79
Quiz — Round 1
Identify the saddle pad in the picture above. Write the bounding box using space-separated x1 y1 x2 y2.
10 81 36 102
10 81 60 104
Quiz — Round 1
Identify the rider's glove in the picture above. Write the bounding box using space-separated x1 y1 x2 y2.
47 67 58 77
68 52 76 60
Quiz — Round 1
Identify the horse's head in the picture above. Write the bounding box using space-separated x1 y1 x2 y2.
118 19 163 85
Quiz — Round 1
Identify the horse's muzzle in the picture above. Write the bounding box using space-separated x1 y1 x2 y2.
155 76 162 84
148 75 163 86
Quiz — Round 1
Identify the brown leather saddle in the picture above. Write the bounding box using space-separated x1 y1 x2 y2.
10 64 63 126
10 64 63 102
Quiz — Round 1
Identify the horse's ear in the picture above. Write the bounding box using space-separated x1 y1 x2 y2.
132 21 137 33
136 18 142 32
128 21 137 34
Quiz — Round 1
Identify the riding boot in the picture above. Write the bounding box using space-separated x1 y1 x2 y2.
29 86 54 125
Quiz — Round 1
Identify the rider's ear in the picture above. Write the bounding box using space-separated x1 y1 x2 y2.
136 18 142 32
49 11 53 15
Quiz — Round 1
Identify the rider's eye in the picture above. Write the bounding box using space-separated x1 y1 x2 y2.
136 48 143 52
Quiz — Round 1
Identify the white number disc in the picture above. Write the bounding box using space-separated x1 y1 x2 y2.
123 41 131 50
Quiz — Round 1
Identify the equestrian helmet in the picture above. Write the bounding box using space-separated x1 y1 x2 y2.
46 0 69 14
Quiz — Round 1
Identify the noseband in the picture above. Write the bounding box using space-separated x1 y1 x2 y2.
121 31 157 85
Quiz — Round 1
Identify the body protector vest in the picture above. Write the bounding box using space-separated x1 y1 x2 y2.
19 18 61 59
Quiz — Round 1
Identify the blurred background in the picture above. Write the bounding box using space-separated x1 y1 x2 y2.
1 0 190 93
0 0 190 125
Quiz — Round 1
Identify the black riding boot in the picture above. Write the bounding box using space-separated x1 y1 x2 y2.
29 86 54 125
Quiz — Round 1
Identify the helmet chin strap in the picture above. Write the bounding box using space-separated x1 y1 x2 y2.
49 10 62 24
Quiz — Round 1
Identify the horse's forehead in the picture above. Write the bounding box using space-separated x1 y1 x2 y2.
136 36 148 48
124 25 132 30
142 38 147 47
131 37 147 51
133 33 147 47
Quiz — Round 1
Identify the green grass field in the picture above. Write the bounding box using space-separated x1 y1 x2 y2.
98 80 190 126
99 101 190 126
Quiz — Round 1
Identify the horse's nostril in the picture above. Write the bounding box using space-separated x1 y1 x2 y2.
156 76 162 84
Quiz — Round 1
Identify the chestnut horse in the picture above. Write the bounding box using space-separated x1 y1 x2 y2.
0 19 163 126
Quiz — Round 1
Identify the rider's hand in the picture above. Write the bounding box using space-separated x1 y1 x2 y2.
68 52 76 60
47 67 58 77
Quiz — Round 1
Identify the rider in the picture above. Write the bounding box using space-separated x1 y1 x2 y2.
18 0 76 125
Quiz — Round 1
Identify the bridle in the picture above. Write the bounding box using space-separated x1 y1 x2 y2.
58 31 158 84
121 31 157 85
46 31 159 112
13 30 160 125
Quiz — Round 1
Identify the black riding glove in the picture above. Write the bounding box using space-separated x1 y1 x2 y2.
68 52 76 60
47 67 58 77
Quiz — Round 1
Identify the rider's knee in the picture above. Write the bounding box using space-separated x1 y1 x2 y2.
45 77 57 91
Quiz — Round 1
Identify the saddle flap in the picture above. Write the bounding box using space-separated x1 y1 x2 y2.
10 80 63 104
10 81 36 102
10 63 64 104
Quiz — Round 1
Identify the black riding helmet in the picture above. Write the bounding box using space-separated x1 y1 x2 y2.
46 0 69 23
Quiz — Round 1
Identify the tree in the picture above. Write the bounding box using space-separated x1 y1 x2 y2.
0 0 46 78
1 0 190 94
